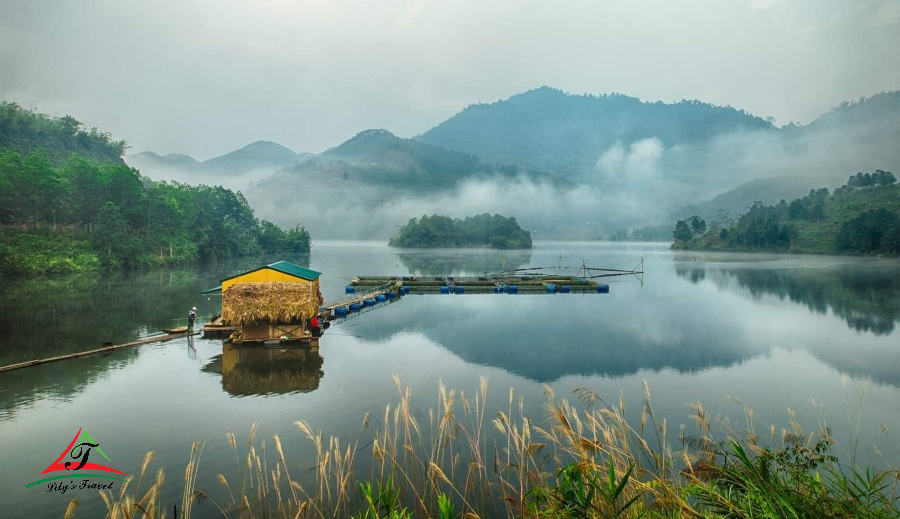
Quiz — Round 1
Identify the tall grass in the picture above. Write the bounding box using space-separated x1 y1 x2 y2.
68 377 899 518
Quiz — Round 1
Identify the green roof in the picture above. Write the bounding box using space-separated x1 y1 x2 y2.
267 261 321 280
220 261 321 283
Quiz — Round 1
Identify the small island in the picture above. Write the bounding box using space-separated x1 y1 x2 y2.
389 213 533 249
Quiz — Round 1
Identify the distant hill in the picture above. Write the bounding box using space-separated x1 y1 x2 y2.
674 176 823 224
127 140 314 186
245 129 568 239
0 102 125 165
204 141 305 175
316 129 565 189
129 151 199 169
417 86 774 176
806 91 900 129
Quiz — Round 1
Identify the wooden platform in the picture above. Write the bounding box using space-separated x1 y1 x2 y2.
201 317 240 339
202 317 321 347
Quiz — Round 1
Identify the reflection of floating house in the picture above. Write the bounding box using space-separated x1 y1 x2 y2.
202 343 324 396
202 261 324 345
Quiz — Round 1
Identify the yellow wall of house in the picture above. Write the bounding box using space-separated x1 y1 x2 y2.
222 268 320 292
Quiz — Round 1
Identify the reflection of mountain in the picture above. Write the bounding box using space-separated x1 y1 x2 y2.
396 249 532 276
673 260 900 387
202 344 323 396
339 295 765 383
674 263 900 335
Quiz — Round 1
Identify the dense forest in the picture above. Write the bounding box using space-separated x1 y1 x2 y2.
0 102 310 276
389 213 533 249
672 170 900 255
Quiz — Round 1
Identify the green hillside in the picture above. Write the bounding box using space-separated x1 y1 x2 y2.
674 176 822 224
0 102 125 165
0 104 312 276
673 170 900 255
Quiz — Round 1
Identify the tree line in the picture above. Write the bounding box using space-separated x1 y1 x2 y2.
672 170 899 255
0 105 310 275
389 213 533 249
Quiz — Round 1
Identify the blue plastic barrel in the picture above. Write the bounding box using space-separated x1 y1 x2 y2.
376 294 386 302
335 307 348 316
546 283 556 293
440 286 450 294
455 286 465 294
598 284 610 293
561 286 570 293
509 285 518 294
494 286 501 293
387 291 396 298
400 286 410 295
349 303 361 311
364 298 375 305
345 286 355 294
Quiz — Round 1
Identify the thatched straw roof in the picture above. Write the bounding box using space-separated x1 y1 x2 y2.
223 282 323 325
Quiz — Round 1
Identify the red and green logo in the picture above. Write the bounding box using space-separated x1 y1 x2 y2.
26 427 128 489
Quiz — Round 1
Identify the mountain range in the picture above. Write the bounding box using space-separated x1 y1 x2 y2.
126 87 900 238
127 141 314 188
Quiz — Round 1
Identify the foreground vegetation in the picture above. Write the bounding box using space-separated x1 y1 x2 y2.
0 102 310 276
66 378 899 518
390 214 533 249
673 170 899 255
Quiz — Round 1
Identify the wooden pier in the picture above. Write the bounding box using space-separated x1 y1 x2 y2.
321 281 401 313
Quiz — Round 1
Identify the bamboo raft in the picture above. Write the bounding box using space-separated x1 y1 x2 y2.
0 332 199 373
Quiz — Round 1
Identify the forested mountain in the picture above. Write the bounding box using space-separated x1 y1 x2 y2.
419 87 897 205
0 105 311 276
417 86 774 176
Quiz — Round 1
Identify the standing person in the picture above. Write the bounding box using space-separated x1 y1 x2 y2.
188 307 197 330
310 315 320 337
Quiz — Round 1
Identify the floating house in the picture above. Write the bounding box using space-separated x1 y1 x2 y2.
203 261 324 345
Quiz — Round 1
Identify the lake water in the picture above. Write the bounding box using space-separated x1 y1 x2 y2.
1 241 899 517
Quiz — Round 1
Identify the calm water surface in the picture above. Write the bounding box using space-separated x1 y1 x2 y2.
1 241 899 517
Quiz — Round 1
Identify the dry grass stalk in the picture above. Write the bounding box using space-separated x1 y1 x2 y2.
67 377 898 519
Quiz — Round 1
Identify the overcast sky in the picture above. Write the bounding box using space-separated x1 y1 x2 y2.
2 0 898 159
